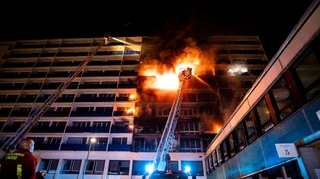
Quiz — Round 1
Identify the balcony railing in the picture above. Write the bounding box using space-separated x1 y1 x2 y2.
65 126 110 133
118 84 137 88
87 61 121 66
0 73 30 78
17 98 36 103
39 144 60 150
42 111 70 117
23 84 42 90
82 71 120 77
36 97 74 103
10 111 30 117
60 144 107 151
78 84 117 89
120 71 138 76
30 126 65 133
0 98 17 103
74 97 115 102
70 111 113 117
113 111 134 116
107 144 131 151
0 84 24 90
110 126 133 133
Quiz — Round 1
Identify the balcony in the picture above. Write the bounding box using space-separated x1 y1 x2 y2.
23 84 42 90
0 83 24 90
120 71 138 76
122 60 140 65
110 126 133 133
30 126 65 133
42 83 78 89
107 144 131 151
0 72 30 78
2 62 35 67
29 73 47 78
65 126 110 133
115 97 129 102
3 125 21 132
0 98 17 103
0 109 12 117
113 111 134 116
51 61 82 66
82 71 120 77
42 111 70 117
39 144 60 150
60 144 107 151
78 84 117 89
55 52 88 57
34 62 52 67
74 97 115 102
17 98 36 103
118 84 137 88
36 97 74 103
87 61 121 66
70 111 113 117
10 111 30 117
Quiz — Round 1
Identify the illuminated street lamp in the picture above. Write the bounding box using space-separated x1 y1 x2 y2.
82 138 96 179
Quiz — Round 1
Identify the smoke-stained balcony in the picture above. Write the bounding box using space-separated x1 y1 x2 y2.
110 126 133 133
113 111 134 117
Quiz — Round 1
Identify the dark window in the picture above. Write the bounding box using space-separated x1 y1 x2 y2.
294 49 320 100
38 159 59 174
234 123 246 151
255 98 274 134
227 134 236 157
108 160 130 175
60 160 81 174
220 140 229 162
243 114 258 144
84 160 105 174
270 78 298 120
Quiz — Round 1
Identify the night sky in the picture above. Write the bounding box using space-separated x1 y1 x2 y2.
0 0 314 59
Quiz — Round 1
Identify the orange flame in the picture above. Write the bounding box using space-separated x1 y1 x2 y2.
142 60 199 90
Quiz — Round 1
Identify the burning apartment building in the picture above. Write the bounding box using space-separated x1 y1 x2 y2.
0 34 268 178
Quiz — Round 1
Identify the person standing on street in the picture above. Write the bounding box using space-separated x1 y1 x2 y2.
0 138 37 179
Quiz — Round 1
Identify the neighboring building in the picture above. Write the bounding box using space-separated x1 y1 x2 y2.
204 0 320 178
0 35 268 179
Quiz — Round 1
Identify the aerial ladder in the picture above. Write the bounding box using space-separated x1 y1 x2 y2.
0 35 114 159
149 67 192 175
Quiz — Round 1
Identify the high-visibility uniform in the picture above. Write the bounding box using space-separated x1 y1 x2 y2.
0 148 37 179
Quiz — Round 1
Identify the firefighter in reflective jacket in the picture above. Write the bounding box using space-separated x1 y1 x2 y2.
0 138 37 179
